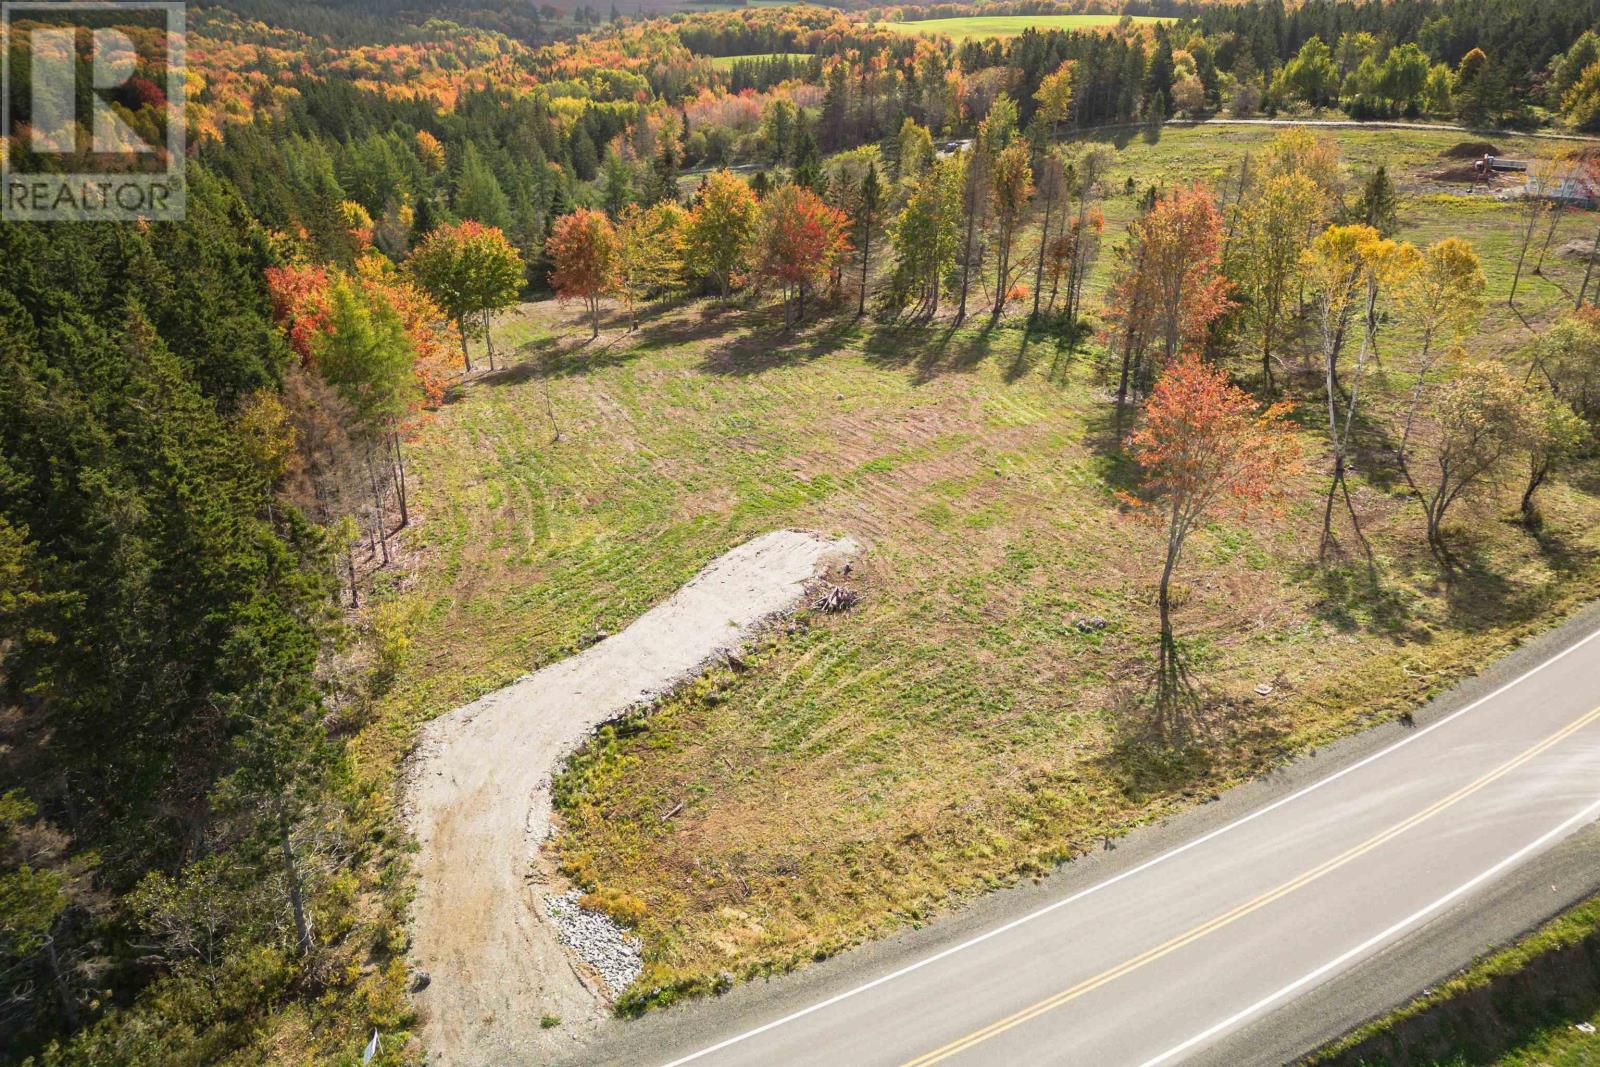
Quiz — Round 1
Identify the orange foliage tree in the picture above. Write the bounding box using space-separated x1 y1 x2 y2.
749 183 851 330
266 259 451 409
1104 184 1234 409
264 264 332 362
1126 354 1301 734
546 207 619 339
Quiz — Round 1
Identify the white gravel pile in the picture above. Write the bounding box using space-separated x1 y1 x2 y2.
544 890 643 994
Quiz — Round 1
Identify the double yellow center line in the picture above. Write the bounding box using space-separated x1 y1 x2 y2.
901 703 1600 1067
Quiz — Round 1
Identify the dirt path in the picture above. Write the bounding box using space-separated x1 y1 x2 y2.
406 530 860 1066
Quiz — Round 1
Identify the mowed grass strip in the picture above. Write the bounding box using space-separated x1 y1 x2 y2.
706 52 811 69
885 14 1170 41
360 126 1600 1014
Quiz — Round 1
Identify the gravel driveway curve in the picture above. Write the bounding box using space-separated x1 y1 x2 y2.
407 530 860 1066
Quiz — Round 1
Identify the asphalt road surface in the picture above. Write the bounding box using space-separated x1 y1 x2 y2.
569 611 1600 1067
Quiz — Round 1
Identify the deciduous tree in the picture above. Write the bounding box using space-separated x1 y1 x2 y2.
546 207 619 338
685 169 760 302
1125 354 1300 735
887 154 965 320
1104 184 1233 408
1414 360 1535 558
1395 238 1486 460
988 139 1035 318
406 221 524 371
749 183 852 329
1520 389 1588 528
611 202 686 331
1228 172 1321 391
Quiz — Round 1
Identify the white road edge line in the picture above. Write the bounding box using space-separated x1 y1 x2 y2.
1137 792 1600 1067
655 625 1600 1067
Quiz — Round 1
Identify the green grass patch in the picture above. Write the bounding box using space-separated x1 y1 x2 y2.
885 14 1170 41
353 125 1600 1021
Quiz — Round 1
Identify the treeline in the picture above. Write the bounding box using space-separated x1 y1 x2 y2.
209 0 581 46
0 171 368 1063
10 0 1600 1061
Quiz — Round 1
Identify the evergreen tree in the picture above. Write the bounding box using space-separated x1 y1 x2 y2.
454 143 513 231
570 125 600 182
1355 165 1400 236
792 116 821 190
602 151 634 217
649 136 681 205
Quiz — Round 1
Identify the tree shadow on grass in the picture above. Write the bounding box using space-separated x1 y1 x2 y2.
1095 661 1301 815
472 332 642 388
1017 316 1090 385
1423 521 1583 637
1079 396 1141 497
1299 560 1424 643
860 317 999 385
697 311 864 376
1001 321 1071 384
629 297 758 352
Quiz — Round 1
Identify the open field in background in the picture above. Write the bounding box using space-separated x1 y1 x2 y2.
883 13 1170 40
1073 125 1585 337
361 126 1600 1016
706 51 811 69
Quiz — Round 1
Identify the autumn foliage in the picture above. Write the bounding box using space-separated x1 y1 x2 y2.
1126 354 1301 732
1104 185 1234 405
546 207 619 338
265 257 453 410
749 183 852 328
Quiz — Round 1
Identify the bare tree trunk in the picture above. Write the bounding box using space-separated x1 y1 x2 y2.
365 450 389 565
1032 170 1056 320
483 309 497 370
956 182 978 324
1261 313 1276 394
391 431 409 528
858 208 871 318
1397 335 1435 465
457 318 473 373
1582 225 1600 309
1521 461 1549 528
1509 203 1543 306
993 226 1012 319
1535 208 1563 275
281 825 313 956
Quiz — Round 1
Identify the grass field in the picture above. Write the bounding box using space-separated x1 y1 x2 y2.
885 13 1170 41
707 51 810 69
362 125 1600 1018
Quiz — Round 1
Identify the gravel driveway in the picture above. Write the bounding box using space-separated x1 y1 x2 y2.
406 530 860 1066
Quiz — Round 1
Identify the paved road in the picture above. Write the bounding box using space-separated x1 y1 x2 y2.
571 614 1600 1067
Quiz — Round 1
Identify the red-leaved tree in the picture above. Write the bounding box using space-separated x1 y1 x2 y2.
1104 184 1234 411
546 208 618 339
750 183 852 330
1125 353 1301 736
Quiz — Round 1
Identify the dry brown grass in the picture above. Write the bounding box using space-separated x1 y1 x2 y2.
350 125 1600 1019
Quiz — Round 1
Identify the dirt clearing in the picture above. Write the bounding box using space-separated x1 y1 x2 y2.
405 530 858 1066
